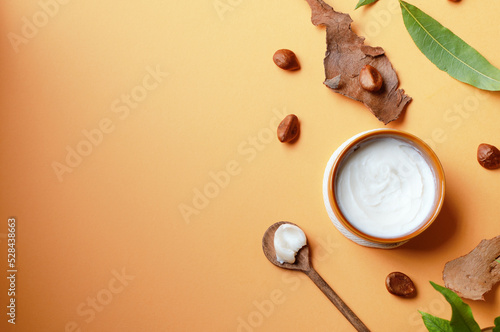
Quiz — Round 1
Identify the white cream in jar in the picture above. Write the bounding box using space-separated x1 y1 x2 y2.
335 137 436 239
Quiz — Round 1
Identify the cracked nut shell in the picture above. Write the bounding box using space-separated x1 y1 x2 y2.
277 114 300 143
359 64 383 92
386 272 416 297
477 143 500 170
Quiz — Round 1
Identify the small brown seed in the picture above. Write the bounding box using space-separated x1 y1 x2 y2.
386 272 416 297
448 0 461 2
359 64 383 92
273 49 300 71
477 143 500 170
277 114 300 143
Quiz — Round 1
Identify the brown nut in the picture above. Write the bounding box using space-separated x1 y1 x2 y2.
385 272 416 297
277 114 300 143
477 143 500 169
273 49 300 71
359 64 383 92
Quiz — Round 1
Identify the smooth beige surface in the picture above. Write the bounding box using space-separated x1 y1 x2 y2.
1 0 499 331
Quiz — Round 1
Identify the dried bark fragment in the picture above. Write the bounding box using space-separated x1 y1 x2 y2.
304 0 412 124
324 75 341 89
443 235 500 300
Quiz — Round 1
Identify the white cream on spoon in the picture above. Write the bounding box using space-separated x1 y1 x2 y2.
274 224 307 264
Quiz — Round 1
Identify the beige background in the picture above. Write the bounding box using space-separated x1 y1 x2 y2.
0 0 499 331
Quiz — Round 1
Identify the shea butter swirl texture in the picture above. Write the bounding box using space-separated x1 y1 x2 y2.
336 138 435 239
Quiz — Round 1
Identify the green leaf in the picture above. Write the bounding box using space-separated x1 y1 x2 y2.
355 0 378 10
493 316 500 332
430 282 481 332
420 311 453 332
399 1 500 91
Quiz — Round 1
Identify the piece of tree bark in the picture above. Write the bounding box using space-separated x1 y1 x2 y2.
443 236 500 301
304 0 412 124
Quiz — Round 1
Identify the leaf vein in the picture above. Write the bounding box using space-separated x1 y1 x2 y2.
400 1 500 84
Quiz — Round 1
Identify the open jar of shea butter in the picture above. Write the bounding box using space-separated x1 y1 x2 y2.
322 129 445 248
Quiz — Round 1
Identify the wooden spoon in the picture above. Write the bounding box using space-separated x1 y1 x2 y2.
262 221 371 332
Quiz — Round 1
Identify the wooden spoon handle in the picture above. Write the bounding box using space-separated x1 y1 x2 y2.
305 268 370 332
